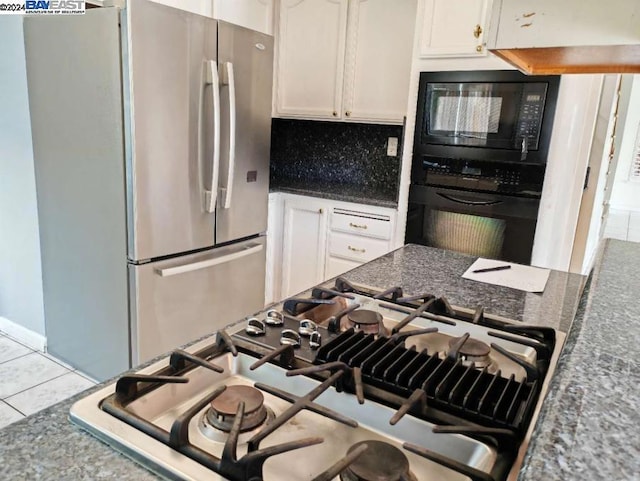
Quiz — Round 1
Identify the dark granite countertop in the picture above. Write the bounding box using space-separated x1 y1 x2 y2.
2 241 634 480
270 180 398 208
518 239 640 480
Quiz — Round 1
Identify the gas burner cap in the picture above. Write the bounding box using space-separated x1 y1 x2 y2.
345 310 389 336
211 385 264 416
204 385 272 435
340 440 417 481
449 336 491 358
446 335 495 370
347 310 382 325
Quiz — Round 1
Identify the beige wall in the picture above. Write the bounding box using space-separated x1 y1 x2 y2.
610 75 640 212
0 17 46 336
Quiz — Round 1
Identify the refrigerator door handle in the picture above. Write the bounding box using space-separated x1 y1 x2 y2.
154 242 263 277
219 61 236 209
203 59 221 213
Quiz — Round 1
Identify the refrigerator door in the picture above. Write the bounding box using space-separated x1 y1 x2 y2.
216 22 274 244
129 236 266 364
124 0 218 262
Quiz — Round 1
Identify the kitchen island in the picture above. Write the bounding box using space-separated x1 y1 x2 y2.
0 240 636 480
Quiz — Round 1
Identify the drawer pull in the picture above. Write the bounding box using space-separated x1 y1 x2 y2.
348 246 366 253
349 222 368 230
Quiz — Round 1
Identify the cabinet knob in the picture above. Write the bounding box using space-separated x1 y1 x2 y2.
332 111 337 117
476 45 483 52
348 245 366 253
473 24 482 38
319 208 324 214
345 111 351 117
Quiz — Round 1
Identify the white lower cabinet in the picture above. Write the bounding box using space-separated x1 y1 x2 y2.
280 195 328 299
327 231 390 263
325 255 361 280
267 193 396 301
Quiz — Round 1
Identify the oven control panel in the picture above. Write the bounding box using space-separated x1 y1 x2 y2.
413 157 544 196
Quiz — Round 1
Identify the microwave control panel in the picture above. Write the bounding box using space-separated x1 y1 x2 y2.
515 84 549 150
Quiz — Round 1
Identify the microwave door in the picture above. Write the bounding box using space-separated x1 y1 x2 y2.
416 71 560 164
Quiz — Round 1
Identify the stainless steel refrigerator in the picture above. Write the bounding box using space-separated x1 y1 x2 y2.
24 0 273 381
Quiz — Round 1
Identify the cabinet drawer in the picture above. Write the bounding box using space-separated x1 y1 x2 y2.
330 208 392 240
328 231 390 262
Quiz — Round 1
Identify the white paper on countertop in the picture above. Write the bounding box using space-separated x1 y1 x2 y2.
462 258 551 293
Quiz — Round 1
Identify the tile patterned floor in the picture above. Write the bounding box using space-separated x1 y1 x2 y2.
0 331 95 429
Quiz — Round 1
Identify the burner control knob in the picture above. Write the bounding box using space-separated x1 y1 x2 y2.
245 317 266 336
280 329 301 347
298 319 318 337
265 309 284 326
309 331 322 349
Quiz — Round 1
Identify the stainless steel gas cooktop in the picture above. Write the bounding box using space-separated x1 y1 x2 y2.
71 277 564 481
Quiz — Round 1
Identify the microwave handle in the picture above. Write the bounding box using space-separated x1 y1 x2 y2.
521 137 528 161
437 193 503 206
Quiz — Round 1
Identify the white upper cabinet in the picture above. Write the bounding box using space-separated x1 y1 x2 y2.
420 0 491 57
488 0 640 49
144 0 273 35
343 0 416 122
274 0 416 124
275 0 349 119
214 0 274 35
144 0 213 17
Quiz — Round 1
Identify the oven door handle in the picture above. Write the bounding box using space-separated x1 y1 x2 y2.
437 193 503 206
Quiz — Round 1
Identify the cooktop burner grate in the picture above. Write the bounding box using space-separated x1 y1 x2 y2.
315 328 538 432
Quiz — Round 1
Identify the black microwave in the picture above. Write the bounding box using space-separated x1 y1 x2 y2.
414 70 560 164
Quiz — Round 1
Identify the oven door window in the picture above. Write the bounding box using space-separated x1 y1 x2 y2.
405 187 539 264
427 210 505 259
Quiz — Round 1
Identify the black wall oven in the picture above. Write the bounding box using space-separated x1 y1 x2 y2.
407 70 560 264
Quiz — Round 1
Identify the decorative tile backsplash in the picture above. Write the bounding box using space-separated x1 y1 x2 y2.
270 119 403 203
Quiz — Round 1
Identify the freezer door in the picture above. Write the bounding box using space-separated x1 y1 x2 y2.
125 1 218 261
216 22 274 244
129 237 266 364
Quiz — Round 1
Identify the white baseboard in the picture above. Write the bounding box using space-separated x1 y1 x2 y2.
0 316 47 352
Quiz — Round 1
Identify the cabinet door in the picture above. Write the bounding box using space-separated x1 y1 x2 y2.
146 0 213 17
325 255 361 279
343 0 416 123
420 0 490 57
281 197 328 298
265 193 284 304
214 0 274 35
275 0 349 119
